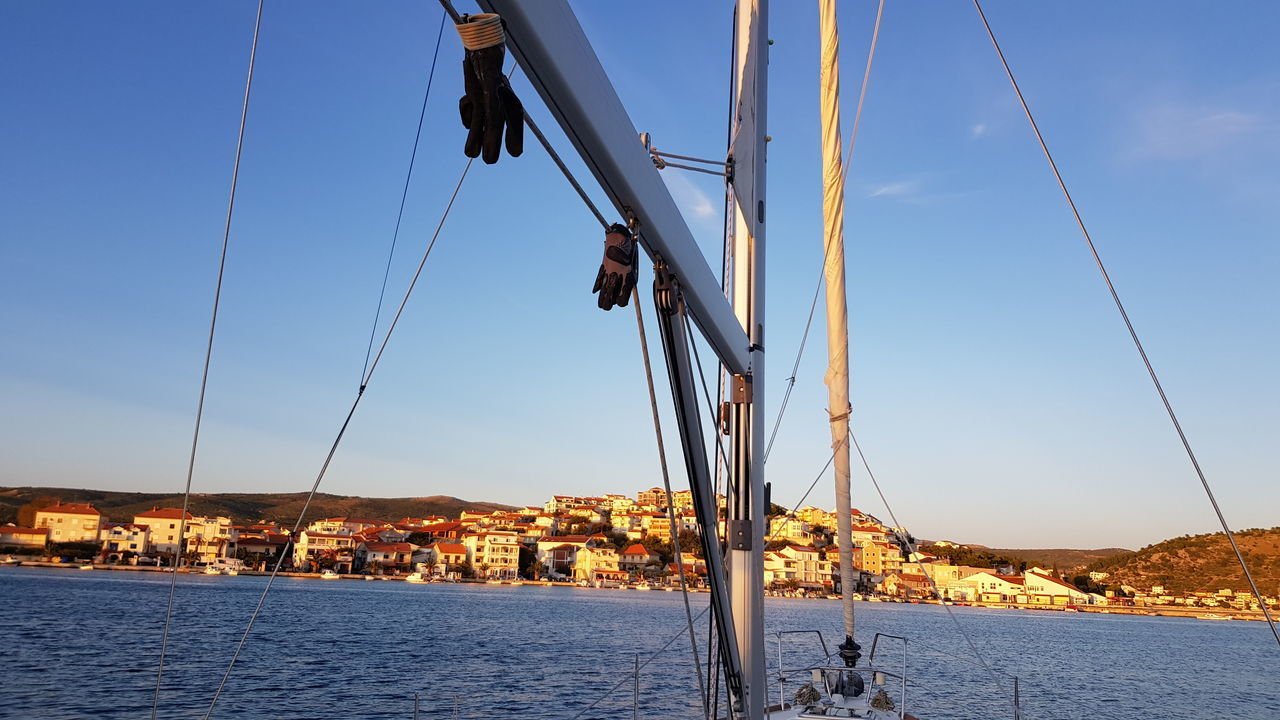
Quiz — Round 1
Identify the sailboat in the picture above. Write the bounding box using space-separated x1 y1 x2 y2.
125 0 1275 718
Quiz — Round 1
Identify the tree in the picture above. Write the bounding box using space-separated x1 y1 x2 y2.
17 496 60 527
767 503 789 518
676 529 704 559
450 561 476 579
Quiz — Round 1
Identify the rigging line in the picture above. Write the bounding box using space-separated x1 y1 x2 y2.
764 436 847 544
569 605 712 720
683 311 733 475
631 286 709 720
843 426 1019 712
761 0 885 465
360 10 448 382
203 154 478 720
151 2 264 717
972 0 1280 647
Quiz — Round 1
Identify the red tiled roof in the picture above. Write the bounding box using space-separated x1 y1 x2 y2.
1 526 48 536
621 544 652 556
135 508 193 520
539 535 589 544
40 502 101 516
432 542 466 554
363 542 413 553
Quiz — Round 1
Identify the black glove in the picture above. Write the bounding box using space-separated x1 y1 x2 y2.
592 223 638 311
457 18 523 164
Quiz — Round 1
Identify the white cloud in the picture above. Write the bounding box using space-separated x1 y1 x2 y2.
971 123 988 139
663 171 717 220
867 180 919 198
1131 103 1264 160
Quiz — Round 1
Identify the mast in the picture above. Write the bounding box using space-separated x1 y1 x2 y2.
728 0 768 716
817 0 860 659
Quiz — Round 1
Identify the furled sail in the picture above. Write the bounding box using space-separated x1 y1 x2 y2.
817 0 859 651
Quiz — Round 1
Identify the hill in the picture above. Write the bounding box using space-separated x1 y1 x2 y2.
0 487 516 527
1083 527 1280 594
984 547 1131 574
924 543 1129 574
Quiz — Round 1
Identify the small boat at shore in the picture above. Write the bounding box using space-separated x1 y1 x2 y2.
319 569 340 580
203 566 221 575
78 564 93 570
405 572 428 584
1198 613 1234 621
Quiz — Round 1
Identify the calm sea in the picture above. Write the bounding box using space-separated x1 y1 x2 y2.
1 567 1275 719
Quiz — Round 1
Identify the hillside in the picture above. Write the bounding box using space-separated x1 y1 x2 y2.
0 487 515 526
924 543 1130 573
984 547 1131 574
1085 527 1280 594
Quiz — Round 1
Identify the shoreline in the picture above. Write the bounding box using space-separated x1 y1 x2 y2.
5 562 1269 622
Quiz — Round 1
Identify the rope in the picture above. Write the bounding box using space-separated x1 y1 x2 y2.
202 155 478 720
360 9 447 382
568 606 712 720
763 0 885 464
631 286 709 720
972 0 1280 647
151 2 263 717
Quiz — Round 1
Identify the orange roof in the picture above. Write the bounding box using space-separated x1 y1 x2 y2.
363 542 413 553
135 507 192 520
40 502 101 516
621 544 653 556
1 526 48 536
895 573 930 582
432 542 466 554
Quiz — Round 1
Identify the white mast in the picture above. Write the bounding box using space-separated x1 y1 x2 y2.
729 0 768 716
817 0 859 652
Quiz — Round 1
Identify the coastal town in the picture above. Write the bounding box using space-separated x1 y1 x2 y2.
3 490 1275 620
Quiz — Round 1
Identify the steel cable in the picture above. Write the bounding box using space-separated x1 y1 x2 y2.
151 2 264 717
973 0 1280 647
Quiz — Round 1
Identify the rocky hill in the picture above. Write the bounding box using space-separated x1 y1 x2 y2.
984 547 1131 574
1084 527 1280 594
0 486 515 527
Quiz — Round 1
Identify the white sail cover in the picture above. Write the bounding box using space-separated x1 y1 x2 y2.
730 0 765 240
818 0 858 642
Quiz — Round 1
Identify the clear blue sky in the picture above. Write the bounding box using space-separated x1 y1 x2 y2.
2 2 1276 549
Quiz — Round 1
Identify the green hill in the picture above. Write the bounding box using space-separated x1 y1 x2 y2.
0 486 516 527
1084 527 1280 594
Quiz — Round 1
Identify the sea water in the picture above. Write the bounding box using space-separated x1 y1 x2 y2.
2 567 1275 720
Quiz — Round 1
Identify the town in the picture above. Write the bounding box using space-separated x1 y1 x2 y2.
2 491 1275 620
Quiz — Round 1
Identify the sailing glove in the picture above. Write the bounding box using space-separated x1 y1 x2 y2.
592 223 638 311
456 14 524 164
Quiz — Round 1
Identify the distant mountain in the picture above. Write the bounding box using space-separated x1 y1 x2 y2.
983 547 1131 574
0 487 516 526
1083 527 1280 594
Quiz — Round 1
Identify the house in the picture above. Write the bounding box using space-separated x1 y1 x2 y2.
99 523 150 560
768 516 814 544
419 542 467 576
573 545 625 582
462 531 520 579
132 508 194 555
636 487 667 508
534 535 594 574
0 525 49 550
954 571 1026 603
34 502 103 543
417 521 468 540
1024 572 1090 606
233 531 290 567
880 572 932 597
293 531 356 573
618 543 659 575
356 542 415 573
763 545 829 588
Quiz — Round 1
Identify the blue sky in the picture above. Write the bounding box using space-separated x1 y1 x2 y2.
1 1 1276 549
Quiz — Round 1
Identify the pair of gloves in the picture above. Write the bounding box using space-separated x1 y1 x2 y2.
457 16 523 164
